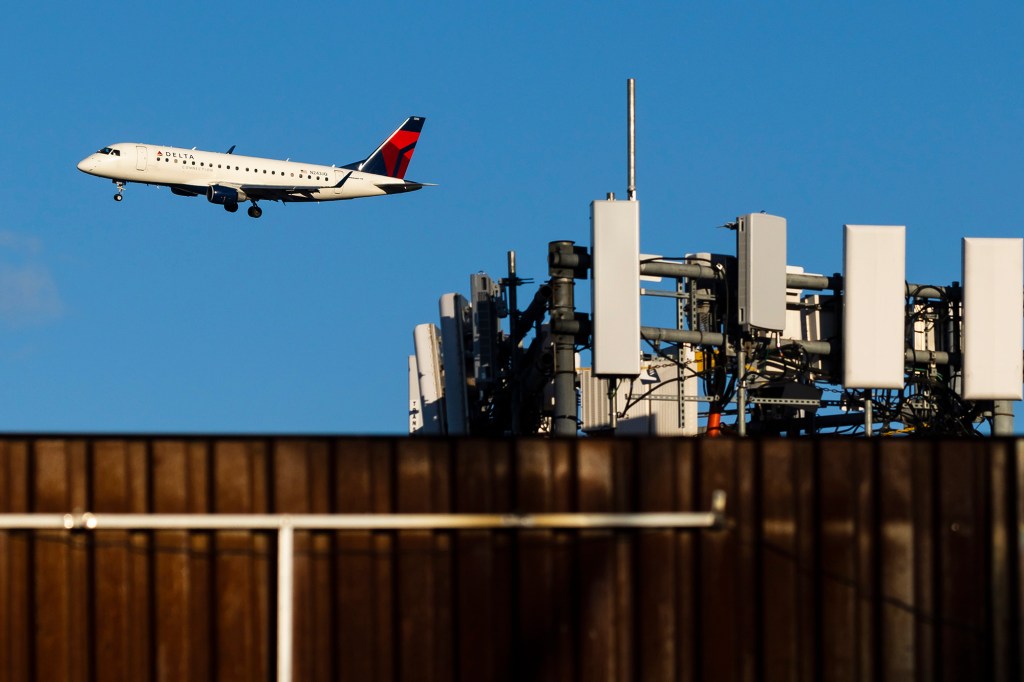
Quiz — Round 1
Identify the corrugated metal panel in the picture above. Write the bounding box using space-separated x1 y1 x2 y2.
580 359 698 436
0 436 1021 681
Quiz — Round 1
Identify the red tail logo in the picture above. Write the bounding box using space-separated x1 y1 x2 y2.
359 117 425 179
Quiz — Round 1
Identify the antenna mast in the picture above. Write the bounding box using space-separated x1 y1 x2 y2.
627 78 637 200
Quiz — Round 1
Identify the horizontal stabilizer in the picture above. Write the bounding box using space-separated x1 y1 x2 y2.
376 181 432 195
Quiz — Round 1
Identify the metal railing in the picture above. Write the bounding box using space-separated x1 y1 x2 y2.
0 490 726 682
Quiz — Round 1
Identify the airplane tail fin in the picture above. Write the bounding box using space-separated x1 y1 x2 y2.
349 116 425 179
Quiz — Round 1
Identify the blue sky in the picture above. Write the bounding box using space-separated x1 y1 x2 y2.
0 4 1022 433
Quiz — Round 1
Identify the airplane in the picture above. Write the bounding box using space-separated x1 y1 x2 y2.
77 116 430 218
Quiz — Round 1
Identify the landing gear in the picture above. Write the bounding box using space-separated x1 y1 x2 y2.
113 181 126 201
224 201 239 213
247 204 263 219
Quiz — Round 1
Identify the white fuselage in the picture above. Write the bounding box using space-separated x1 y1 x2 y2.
77 142 403 202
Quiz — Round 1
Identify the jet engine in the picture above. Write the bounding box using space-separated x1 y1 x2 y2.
207 185 248 205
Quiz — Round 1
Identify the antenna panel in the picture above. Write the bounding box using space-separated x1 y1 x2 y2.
413 323 446 434
962 238 1023 400
843 225 906 389
470 274 502 388
439 293 470 434
737 213 787 332
591 200 640 377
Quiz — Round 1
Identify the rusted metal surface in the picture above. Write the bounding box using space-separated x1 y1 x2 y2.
0 436 1021 681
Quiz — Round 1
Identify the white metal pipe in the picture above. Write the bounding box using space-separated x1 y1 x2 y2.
0 514 68 530
0 510 724 531
277 521 294 682
864 391 874 437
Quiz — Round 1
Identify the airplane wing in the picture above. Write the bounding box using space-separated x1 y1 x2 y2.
233 170 355 202
171 181 324 201
236 183 325 201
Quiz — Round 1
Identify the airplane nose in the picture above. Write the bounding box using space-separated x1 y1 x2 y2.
77 157 94 173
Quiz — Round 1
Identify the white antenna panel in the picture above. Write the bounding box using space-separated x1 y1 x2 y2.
962 238 1023 400
591 200 641 377
439 293 470 434
413 323 446 434
843 225 906 389
737 213 787 332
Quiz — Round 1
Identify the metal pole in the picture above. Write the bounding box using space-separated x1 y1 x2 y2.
508 251 520 434
641 326 725 347
627 78 636 201
864 391 873 437
607 379 618 431
0 508 728 531
678 275 688 430
640 260 720 281
737 346 747 437
639 261 965 301
277 520 294 682
549 241 578 436
993 400 1015 436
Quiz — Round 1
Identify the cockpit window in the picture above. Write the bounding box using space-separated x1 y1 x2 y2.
97 147 121 156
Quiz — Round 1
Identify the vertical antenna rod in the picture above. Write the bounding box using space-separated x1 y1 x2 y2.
627 78 637 201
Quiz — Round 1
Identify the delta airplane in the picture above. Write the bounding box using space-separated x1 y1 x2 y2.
77 116 429 218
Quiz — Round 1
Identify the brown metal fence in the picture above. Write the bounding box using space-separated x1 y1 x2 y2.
0 436 1020 681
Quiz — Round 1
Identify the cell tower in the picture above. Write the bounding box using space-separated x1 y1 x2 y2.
408 80 1023 437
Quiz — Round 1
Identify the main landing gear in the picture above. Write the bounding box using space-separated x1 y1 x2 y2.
225 201 261 218
113 181 126 201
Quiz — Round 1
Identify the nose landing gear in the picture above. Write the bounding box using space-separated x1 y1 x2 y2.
113 181 126 201
247 203 263 219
